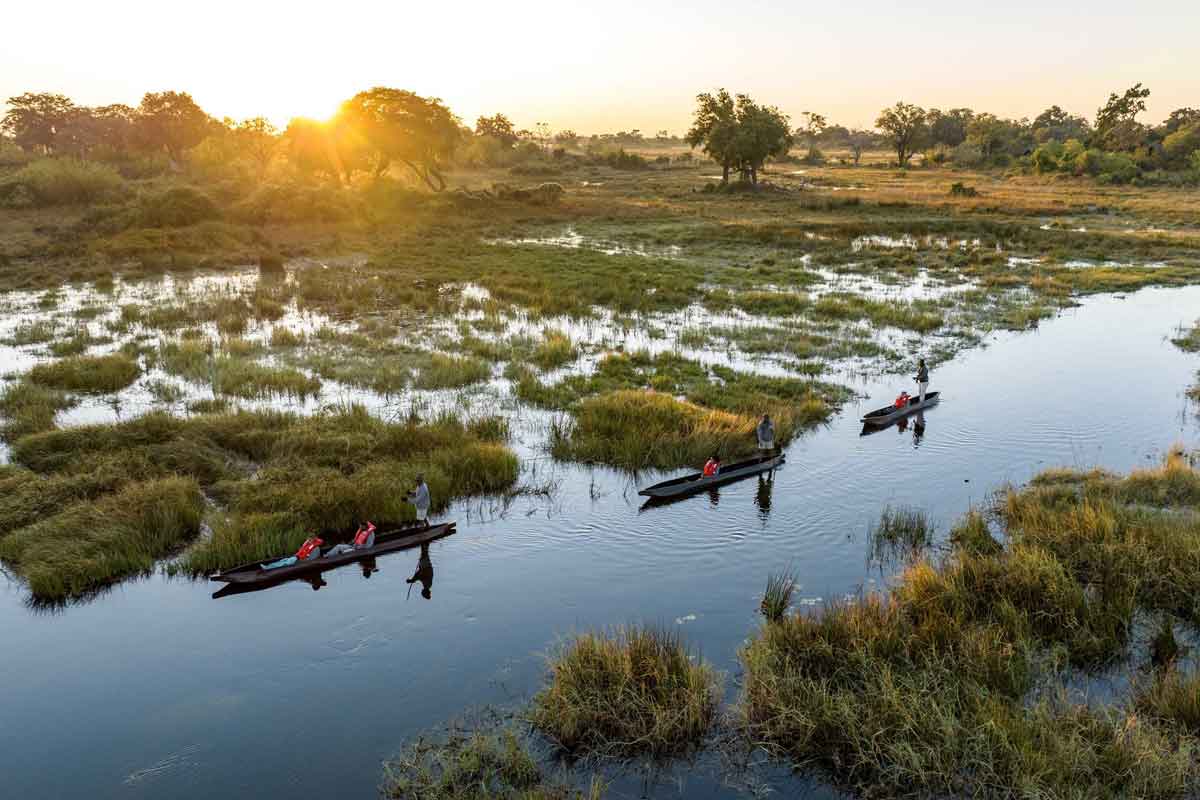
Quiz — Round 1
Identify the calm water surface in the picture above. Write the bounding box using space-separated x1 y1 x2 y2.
2 286 1199 799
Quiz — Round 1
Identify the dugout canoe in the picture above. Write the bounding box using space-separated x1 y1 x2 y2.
637 454 784 500
209 522 455 585
860 392 940 427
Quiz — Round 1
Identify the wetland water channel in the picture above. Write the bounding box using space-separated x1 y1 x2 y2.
2 285 1199 799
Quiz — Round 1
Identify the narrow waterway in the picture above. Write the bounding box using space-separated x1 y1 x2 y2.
1 286 1198 799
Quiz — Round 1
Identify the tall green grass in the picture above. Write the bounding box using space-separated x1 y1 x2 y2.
0 380 76 440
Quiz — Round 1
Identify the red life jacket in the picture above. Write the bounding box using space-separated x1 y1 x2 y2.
703 460 719 477
354 523 376 547
895 393 909 408
296 537 323 559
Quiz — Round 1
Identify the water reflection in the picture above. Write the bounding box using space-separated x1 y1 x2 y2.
756 473 775 520
896 412 928 448
406 543 434 600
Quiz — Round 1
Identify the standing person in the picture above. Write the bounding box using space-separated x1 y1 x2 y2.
756 413 776 453
407 474 431 530
915 358 930 404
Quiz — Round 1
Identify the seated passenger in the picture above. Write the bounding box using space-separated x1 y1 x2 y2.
261 535 324 570
702 454 721 478
325 522 377 558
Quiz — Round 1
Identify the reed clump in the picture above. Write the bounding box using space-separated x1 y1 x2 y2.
531 329 578 370
0 379 76 440
870 504 932 561
761 570 796 622
26 352 141 394
529 625 721 759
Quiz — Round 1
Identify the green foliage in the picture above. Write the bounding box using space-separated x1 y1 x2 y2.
0 158 124 206
686 89 792 182
0 380 76 440
333 87 461 190
875 102 928 166
138 185 220 227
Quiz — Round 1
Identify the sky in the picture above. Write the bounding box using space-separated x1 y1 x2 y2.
3 0 1197 134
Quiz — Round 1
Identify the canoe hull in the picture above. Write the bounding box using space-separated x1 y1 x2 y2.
860 392 940 426
210 523 455 585
638 454 785 500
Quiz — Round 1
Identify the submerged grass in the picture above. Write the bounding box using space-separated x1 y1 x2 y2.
382 714 604 800
0 379 76 440
529 625 721 759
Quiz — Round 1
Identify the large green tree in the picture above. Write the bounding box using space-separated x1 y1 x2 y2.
686 89 792 184
875 102 928 166
475 113 518 148
136 91 211 162
2 92 77 153
1092 83 1150 152
926 108 973 147
234 117 279 179
335 87 461 191
1031 105 1091 144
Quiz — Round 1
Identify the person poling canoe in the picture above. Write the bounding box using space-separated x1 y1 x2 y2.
407 474 431 529
702 454 722 477
756 414 776 453
261 535 324 570
914 358 930 404
323 521 376 558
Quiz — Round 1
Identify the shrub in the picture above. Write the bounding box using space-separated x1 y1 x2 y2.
138 185 220 227
949 181 979 197
1 158 125 206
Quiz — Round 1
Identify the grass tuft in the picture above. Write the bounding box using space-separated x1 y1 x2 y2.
27 353 141 394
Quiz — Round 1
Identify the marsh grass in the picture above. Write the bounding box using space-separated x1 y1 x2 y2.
529 625 721 759
415 354 492 390
48 328 109 357
740 450 1200 797
761 570 796 623
213 356 321 399
550 390 772 470
1172 321 1200 352
0 379 76 440
27 352 141 394
870 504 932 562
531 329 578 370
0 477 203 603
4 319 58 345
382 714 604 800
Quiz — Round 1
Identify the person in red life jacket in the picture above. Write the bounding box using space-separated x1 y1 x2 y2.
702 453 721 478
894 391 911 409
261 534 325 570
324 521 377 559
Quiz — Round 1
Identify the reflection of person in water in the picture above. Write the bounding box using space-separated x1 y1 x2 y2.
360 556 378 579
912 412 926 448
755 473 774 519
303 574 327 591
406 542 434 600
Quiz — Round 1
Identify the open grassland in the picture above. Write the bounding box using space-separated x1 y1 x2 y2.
738 449 1200 798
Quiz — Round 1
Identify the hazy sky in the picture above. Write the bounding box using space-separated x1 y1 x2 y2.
4 1 1197 133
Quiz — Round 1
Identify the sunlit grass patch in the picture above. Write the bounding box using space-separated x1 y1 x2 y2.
1136 668 1200 732
415 353 492 390
531 329 578 370
529 625 720 759
549 390 775 470
27 352 141 394
213 356 320 399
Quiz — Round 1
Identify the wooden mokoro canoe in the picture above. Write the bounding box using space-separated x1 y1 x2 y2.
209 522 455 585
638 454 784 500
860 392 940 426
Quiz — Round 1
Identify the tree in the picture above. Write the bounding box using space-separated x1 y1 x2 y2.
1031 105 1091 143
796 111 827 145
475 114 518 148
534 122 552 151
965 114 1032 161
686 90 791 184
876 102 928 166
926 108 973 147
235 117 279 179
334 87 462 191
554 129 577 144
136 91 211 162
846 129 876 165
686 89 739 182
2 92 77 153
1160 108 1200 137
1093 83 1150 152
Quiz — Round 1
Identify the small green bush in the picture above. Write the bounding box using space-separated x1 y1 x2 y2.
138 185 220 227
2 158 125 206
